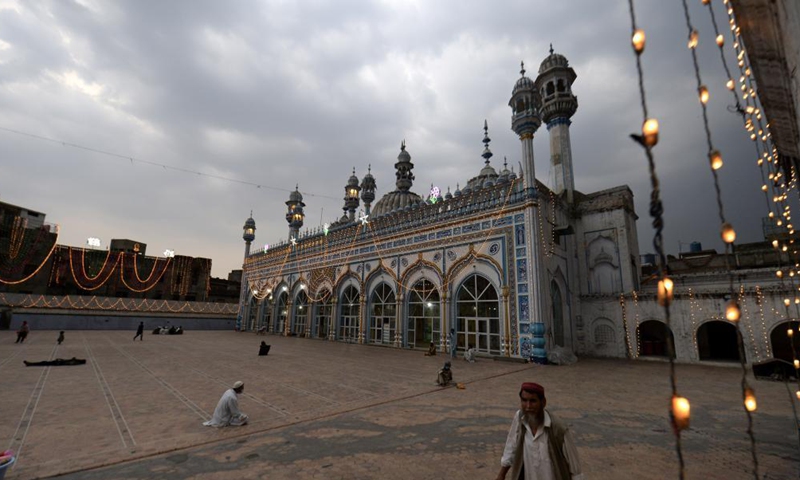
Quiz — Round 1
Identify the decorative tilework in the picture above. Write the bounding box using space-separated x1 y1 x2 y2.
517 259 528 283
447 250 457 261
489 243 500 256
518 283 528 294
520 337 532 359
520 323 530 334
516 247 526 258
515 213 525 223
401 258 409 267
519 295 529 322
481 221 491 229
453 227 461 235
433 252 442 262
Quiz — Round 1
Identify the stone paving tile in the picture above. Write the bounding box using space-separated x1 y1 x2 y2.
1 330 798 479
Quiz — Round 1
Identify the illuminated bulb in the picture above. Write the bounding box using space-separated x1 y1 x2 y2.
642 118 659 147
785 298 792 307
777 270 783 278
762 184 768 191
658 277 674 306
709 150 723 170
632 29 646 53
721 223 736 243
688 30 699 49
744 388 757 412
725 300 741 322
726 79 735 90
794 360 799 369
778 220 784 227
796 390 800 400
789 328 795 337
716 34 724 46
699 85 709 104
671 396 691 431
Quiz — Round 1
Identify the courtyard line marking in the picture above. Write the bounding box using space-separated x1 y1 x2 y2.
106 337 210 420
7 344 58 469
49 362 535 478
0 346 23 370
83 335 137 449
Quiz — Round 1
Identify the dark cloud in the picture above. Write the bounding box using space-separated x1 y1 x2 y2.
0 0 781 277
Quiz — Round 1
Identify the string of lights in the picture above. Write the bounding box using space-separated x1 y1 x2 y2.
679 1 759 475
0 126 339 201
0 292 238 314
626 0 687 476
0 226 60 285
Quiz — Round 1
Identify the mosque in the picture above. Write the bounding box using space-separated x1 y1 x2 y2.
236 48 643 363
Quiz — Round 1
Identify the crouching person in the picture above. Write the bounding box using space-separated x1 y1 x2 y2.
203 381 249 427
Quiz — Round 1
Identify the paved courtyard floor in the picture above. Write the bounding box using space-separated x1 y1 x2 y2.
0 330 798 479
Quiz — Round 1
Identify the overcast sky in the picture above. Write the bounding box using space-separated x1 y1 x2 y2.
0 0 779 278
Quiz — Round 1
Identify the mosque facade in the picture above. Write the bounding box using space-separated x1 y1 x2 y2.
236 49 643 363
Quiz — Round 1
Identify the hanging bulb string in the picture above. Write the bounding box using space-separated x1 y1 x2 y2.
626 0 685 477
681 1 760 476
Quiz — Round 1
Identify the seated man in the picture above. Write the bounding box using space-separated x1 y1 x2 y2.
24 357 86 367
437 361 453 386
168 326 178 335
424 341 437 356
176 326 184 335
203 381 249 427
258 341 271 356
464 345 477 363
152 327 162 334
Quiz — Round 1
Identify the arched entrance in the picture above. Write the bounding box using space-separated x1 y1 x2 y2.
637 320 675 358
338 285 360 341
246 296 258 331
771 321 800 362
407 278 440 349
697 321 741 361
292 290 308 336
313 291 332 339
368 283 396 345
455 274 501 355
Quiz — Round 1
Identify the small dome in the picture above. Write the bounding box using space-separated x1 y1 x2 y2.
372 190 424 216
244 216 256 228
454 185 462 197
288 185 303 203
539 52 569 74
480 164 497 177
347 171 359 188
509 168 517 180
445 187 453 200
513 75 535 95
461 184 472 196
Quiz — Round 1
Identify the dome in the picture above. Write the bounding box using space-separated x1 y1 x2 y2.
445 187 453 200
289 189 303 203
371 190 423 217
512 75 535 95
480 164 497 177
538 52 569 74
347 171 359 188
244 217 256 229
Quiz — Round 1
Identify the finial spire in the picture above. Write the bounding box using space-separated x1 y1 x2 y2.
549 43 554 55
401 139 406 150
482 120 493 165
368 164 371 173
504 156 508 169
352 167 356 176
250 210 253 217
520 61 525 77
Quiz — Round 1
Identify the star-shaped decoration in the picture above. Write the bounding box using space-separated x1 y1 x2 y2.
358 210 369 226
323 223 330 236
163 249 175 258
290 237 297 247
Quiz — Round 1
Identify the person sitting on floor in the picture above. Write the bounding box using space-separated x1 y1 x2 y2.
203 381 248 427
24 357 86 367
168 326 178 335
258 341 271 356
437 361 453 386
464 345 477 363
424 341 437 356
152 327 162 334
176 326 184 335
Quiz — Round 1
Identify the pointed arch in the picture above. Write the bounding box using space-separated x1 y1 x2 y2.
400 257 443 292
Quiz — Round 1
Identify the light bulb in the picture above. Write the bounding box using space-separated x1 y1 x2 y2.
642 118 659 147
726 300 741 322
688 30 699 49
726 79 735 90
744 388 757 412
777 270 784 278
709 150 723 170
721 223 736 243
632 29 646 53
789 328 795 337
716 34 724 47
699 85 709 104
658 277 674 306
672 396 691 431
785 298 791 307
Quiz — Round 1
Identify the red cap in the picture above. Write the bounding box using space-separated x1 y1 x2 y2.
520 382 545 399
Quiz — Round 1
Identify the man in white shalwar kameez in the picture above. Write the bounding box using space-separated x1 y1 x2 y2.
203 381 249 427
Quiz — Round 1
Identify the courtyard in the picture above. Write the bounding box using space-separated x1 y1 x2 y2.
0 330 797 479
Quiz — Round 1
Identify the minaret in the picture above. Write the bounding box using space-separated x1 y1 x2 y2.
535 44 578 203
344 168 361 221
360 165 376 216
395 140 415 192
285 185 305 240
237 212 256 331
509 61 547 364
509 61 542 197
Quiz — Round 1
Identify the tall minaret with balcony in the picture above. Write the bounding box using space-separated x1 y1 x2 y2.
535 45 578 203
509 60 548 364
344 168 361 222
360 165 376 217
237 213 256 331
285 185 305 240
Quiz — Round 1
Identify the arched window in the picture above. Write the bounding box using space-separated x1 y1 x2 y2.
456 274 501 355
594 324 615 344
369 283 396 344
274 290 288 334
313 291 332 339
637 320 675 358
697 321 740 361
247 296 258 331
258 295 271 332
550 280 564 347
339 285 360 341
546 81 555 96
292 289 308 336
556 78 566 92
407 278 440 349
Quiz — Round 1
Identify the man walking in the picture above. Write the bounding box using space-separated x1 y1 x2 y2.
495 382 583 480
133 321 144 341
